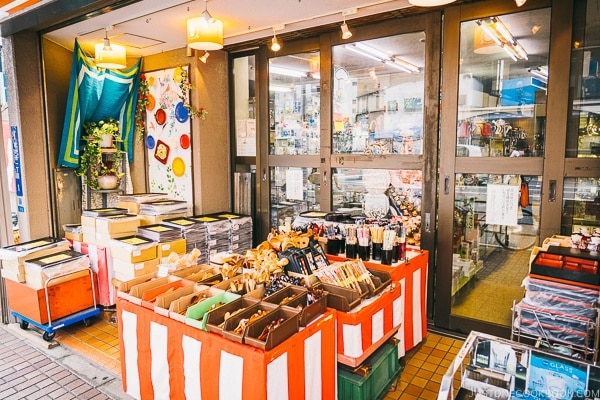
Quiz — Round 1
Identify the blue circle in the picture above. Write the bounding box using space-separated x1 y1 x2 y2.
175 102 189 123
146 135 155 149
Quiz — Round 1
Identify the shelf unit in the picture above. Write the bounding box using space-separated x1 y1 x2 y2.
83 150 127 209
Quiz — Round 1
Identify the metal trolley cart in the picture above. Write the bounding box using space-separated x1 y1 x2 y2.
12 267 100 342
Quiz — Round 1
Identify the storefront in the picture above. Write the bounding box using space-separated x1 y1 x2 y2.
0 0 598 349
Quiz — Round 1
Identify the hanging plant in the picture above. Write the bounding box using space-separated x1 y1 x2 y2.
178 68 208 120
134 73 150 142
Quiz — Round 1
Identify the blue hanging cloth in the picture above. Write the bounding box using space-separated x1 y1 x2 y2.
58 39 141 167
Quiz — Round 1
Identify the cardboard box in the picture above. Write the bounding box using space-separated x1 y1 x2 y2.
244 307 300 350
221 302 278 343
138 213 187 226
118 201 141 215
110 235 158 263
205 297 261 335
123 275 181 305
184 291 241 331
5 272 97 325
168 286 223 323
0 238 71 283
140 278 192 310
113 258 160 282
95 214 141 234
96 231 137 244
23 250 90 289
80 215 97 228
64 231 84 242
157 238 187 260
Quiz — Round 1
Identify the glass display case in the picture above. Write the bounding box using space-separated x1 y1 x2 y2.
456 8 550 158
566 0 600 158
331 32 425 155
561 177 600 235
269 52 320 156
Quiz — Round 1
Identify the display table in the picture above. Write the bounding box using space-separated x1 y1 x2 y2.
335 282 402 367
72 241 115 306
328 248 429 357
116 297 337 400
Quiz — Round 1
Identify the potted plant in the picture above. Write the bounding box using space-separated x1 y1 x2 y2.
75 118 124 190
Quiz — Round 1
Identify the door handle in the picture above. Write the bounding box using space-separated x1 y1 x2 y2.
262 169 267 182
549 180 556 202
444 176 450 195
323 170 328 186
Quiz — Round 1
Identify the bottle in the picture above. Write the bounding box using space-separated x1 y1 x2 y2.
397 226 406 262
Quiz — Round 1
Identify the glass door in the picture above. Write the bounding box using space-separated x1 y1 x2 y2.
438 2 553 336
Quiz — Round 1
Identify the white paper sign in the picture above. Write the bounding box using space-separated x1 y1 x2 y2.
286 168 304 201
486 184 519 226
235 119 256 157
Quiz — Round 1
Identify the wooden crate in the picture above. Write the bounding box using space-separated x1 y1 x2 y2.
5 272 98 325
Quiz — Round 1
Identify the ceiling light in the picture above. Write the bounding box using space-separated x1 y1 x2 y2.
269 65 307 78
341 22 352 40
514 0 527 6
345 44 383 63
187 1 223 51
354 42 392 60
199 51 210 63
95 26 126 69
475 17 528 61
271 35 281 52
408 0 457 6
531 22 541 35
392 57 421 73
529 66 548 82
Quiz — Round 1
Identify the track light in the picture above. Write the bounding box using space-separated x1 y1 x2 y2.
271 35 281 52
341 22 352 40
199 51 210 63
95 26 126 69
269 66 307 78
514 0 527 6
531 22 541 35
201 0 212 21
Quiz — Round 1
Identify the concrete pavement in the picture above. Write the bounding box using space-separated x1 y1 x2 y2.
0 322 133 400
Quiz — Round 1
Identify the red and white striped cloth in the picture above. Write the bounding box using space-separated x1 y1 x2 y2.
72 241 115 306
117 297 337 400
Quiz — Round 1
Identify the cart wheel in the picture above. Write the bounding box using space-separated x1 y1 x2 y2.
83 318 93 327
19 320 29 330
42 331 55 342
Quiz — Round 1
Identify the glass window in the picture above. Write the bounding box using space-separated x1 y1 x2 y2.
561 177 600 236
332 168 423 246
331 33 425 155
269 52 320 155
567 0 600 158
457 9 550 158
451 173 540 325
270 166 320 229
233 56 256 157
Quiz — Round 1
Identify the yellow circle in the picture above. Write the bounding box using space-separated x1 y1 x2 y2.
174 67 184 83
148 76 155 86
172 157 185 177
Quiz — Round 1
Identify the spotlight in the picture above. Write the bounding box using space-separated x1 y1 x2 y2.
341 22 352 40
514 0 527 6
531 23 541 35
199 51 210 63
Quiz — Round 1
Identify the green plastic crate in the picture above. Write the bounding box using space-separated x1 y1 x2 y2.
337 340 401 400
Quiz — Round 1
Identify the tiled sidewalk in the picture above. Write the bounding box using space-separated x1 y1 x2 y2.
0 322 131 400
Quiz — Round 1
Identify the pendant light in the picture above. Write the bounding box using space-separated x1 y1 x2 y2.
95 26 126 69
187 0 223 51
270 27 281 52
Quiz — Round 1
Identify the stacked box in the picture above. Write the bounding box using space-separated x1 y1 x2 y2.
0 237 72 283
162 217 208 263
117 193 170 214
212 212 253 253
192 215 231 259
80 209 139 245
337 340 401 400
110 235 159 281
23 250 90 289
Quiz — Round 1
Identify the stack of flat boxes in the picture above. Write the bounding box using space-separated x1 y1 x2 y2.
110 235 159 282
162 217 208 264
0 238 71 284
136 224 187 263
192 215 230 260
212 213 253 253
81 213 141 245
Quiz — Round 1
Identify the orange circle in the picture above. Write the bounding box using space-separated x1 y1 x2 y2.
146 93 156 111
172 157 185 177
